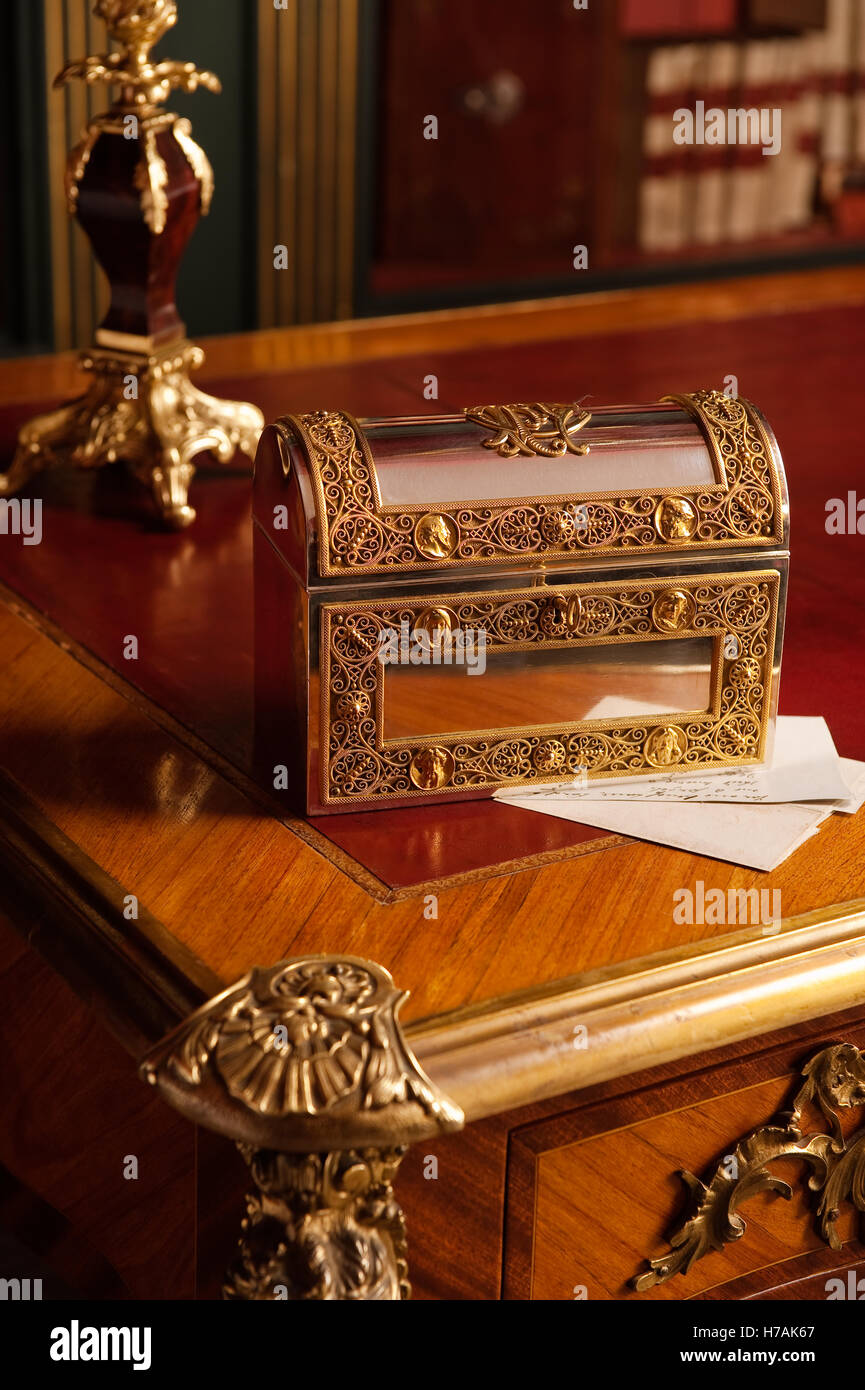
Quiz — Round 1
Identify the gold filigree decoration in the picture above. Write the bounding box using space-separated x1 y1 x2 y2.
633 1043 865 1292
172 116 214 214
54 1 221 112
287 390 783 575
466 402 592 458
320 571 779 805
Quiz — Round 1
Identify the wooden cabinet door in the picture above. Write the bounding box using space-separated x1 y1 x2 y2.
372 0 618 288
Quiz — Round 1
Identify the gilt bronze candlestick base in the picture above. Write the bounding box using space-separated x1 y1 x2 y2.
8 339 263 530
4 0 264 529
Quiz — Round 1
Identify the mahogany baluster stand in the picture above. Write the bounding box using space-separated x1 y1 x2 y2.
3 0 264 529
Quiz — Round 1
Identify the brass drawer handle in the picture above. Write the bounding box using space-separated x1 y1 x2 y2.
458 70 525 125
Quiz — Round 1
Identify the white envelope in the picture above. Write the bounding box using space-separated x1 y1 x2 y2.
499 794 832 872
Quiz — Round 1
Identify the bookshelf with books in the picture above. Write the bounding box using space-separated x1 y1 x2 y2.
628 0 865 266
356 0 865 316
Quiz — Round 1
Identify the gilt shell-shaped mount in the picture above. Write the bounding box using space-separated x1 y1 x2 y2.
140 955 464 1151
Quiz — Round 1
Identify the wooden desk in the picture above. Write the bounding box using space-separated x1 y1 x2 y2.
2 268 865 1301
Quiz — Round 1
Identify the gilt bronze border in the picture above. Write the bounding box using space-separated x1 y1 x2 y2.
288 390 785 578
319 569 780 807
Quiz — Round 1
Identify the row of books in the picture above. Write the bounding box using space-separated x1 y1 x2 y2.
639 0 865 252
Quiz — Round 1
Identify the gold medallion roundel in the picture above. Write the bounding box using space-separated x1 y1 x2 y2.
645 725 688 767
415 606 457 639
652 589 696 632
409 746 455 790
654 496 698 543
415 513 459 560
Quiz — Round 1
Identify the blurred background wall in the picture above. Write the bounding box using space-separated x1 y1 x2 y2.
2 0 865 357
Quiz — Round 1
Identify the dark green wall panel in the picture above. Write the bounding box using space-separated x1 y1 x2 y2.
170 0 258 338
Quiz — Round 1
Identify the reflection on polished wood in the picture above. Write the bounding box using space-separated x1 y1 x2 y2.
5 262 865 407
3 593 865 1023
382 642 714 743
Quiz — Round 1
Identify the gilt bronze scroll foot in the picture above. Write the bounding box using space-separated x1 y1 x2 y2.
6 341 263 530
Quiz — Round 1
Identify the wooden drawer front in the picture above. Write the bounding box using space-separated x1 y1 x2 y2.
504 1044 865 1301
